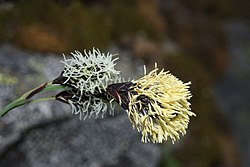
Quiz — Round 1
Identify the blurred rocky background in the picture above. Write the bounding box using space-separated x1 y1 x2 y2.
0 0 249 167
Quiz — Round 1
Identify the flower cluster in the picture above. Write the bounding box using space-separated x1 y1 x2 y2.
128 68 195 143
53 48 120 119
107 68 195 143
55 48 120 95
53 48 195 143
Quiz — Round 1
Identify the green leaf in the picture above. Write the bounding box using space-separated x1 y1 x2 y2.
0 97 30 117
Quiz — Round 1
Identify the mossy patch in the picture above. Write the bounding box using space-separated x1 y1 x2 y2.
0 72 18 85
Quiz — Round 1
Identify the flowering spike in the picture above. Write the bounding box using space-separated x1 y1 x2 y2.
53 48 121 119
129 68 195 143
107 67 196 143
53 48 121 96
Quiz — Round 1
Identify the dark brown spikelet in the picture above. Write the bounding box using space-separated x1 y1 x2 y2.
26 82 48 99
106 82 134 110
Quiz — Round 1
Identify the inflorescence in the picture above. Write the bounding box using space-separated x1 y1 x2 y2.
1 47 196 144
53 48 196 143
53 48 120 119
107 67 196 143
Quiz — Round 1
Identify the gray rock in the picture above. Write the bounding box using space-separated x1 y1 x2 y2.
0 45 160 167
214 20 250 167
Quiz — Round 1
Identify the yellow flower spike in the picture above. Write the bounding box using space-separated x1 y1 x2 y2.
127 67 196 143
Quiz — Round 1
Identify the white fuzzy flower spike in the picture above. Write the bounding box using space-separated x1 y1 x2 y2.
54 48 121 119
60 47 121 97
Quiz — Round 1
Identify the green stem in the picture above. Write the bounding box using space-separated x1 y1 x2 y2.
0 82 68 117
30 96 56 103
